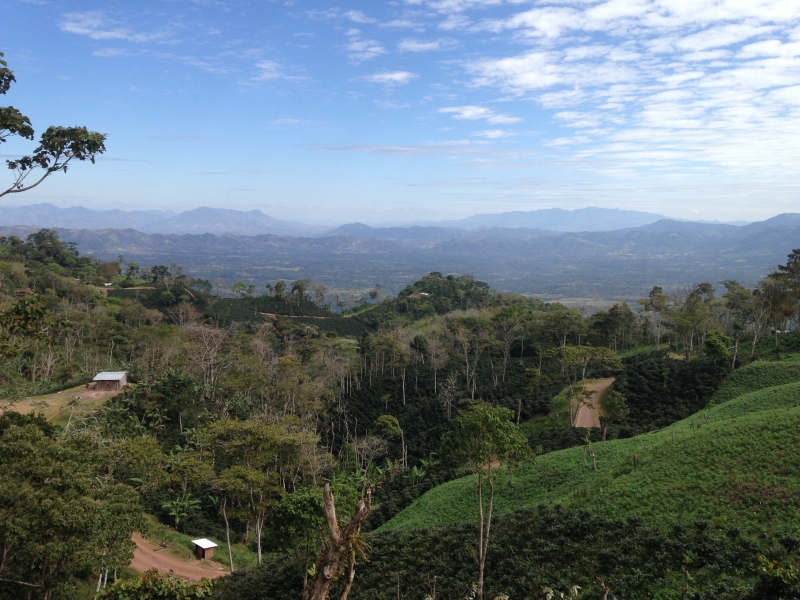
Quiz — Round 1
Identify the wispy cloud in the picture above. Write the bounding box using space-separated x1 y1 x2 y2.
474 129 514 138
398 38 457 52
345 30 387 62
61 11 168 43
381 19 425 30
452 0 800 172
364 71 418 85
405 0 521 14
439 105 523 124
148 135 213 142
252 60 305 82
344 10 377 24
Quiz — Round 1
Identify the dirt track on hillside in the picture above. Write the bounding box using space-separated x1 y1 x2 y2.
130 534 228 581
574 378 615 429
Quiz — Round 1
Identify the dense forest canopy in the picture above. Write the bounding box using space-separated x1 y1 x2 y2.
0 230 799 599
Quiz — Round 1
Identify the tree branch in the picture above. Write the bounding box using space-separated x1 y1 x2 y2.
0 577 41 588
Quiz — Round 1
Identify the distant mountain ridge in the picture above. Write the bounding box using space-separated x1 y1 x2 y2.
415 207 749 231
0 204 753 238
420 207 672 231
0 212 796 300
0 204 326 237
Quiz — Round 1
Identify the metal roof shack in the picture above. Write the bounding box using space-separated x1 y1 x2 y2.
92 371 128 391
191 538 218 561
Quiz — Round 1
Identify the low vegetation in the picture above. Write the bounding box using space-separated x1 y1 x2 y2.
0 226 798 599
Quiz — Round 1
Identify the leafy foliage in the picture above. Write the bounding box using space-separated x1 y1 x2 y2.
101 570 214 599
613 351 729 431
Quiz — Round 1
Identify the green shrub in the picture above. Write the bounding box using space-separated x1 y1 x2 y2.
100 570 214 599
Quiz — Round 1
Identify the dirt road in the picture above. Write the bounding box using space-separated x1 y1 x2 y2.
574 378 616 429
130 534 228 581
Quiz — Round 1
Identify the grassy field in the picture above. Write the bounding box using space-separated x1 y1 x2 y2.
0 385 118 427
380 359 800 537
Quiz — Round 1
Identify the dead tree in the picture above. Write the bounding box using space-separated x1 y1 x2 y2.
301 484 372 600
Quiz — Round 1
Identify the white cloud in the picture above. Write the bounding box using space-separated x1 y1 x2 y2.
398 38 457 52
345 29 387 62
251 60 305 82
474 129 514 138
346 38 387 62
381 19 425 29
253 60 284 80
445 0 800 173
62 11 167 42
407 0 524 14
93 48 138 58
365 71 419 85
439 105 523 124
344 10 377 24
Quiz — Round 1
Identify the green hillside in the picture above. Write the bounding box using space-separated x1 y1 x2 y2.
380 360 800 536
708 355 800 406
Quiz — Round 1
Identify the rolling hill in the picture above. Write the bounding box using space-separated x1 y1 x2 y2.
379 354 800 535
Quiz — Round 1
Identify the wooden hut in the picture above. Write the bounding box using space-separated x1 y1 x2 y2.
92 371 128 391
192 539 218 561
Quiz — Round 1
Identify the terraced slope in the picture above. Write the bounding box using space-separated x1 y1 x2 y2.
380 361 800 535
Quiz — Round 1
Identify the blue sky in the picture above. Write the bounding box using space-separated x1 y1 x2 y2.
3 0 800 224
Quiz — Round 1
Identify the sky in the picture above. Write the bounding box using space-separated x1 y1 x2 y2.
3 0 800 225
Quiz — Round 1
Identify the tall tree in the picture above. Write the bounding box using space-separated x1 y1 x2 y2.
441 402 534 599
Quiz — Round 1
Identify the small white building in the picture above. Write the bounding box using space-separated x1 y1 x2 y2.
93 371 128 391
192 538 218 561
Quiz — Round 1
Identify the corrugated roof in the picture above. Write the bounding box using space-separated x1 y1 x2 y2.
192 538 218 549
93 372 127 381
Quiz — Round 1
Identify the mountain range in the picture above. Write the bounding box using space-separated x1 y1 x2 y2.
1 213 796 301
0 204 750 238
0 204 326 237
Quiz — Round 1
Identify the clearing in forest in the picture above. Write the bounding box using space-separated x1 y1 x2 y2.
0 385 120 425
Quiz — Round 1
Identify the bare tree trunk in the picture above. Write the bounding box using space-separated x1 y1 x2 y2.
301 485 372 600
476 472 495 600
339 550 356 600
222 498 235 573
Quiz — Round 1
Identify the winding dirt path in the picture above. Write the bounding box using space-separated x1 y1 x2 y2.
130 534 228 581
574 378 616 429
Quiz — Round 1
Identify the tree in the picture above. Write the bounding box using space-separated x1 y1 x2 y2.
445 315 491 400
543 304 587 347
427 335 449 393
300 483 373 600
0 420 142 599
598 389 629 441
313 283 328 307
639 286 670 349
1 53 107 199
492 305 525 381
441 402 534 599
273 280 287 298
230 281 248 298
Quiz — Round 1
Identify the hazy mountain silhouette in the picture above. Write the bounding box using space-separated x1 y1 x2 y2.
0 204 325 237
421 207 672 231
0 213 796 300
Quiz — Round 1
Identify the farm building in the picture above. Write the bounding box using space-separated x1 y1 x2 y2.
192 539 218 561
93 371 128 391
